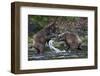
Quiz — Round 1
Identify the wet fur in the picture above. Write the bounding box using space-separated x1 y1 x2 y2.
58 32 82 50
33 22 58 54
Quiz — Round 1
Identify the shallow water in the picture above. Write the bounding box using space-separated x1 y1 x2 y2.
28 45 87 61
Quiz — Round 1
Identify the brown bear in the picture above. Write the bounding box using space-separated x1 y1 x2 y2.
58 31 82 50
33 22 59 54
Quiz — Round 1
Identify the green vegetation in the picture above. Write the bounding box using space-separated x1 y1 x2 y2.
28 15 87 45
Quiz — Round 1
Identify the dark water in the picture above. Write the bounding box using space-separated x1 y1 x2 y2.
28 46 87 61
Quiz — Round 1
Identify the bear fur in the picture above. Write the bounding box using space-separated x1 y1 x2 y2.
33 22 58 54
58 31 82 50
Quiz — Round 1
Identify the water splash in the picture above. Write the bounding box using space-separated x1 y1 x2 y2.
48 39 66 53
